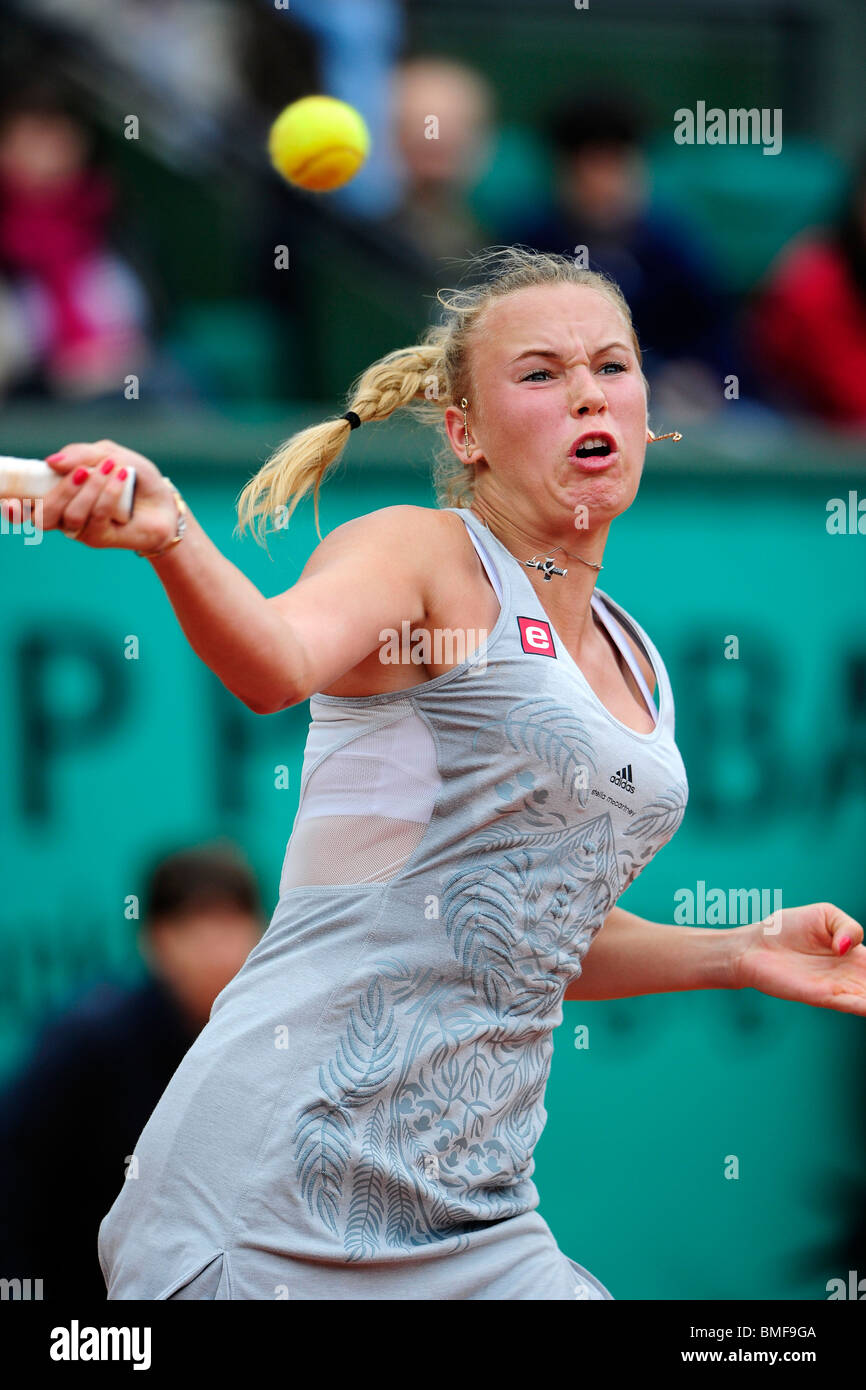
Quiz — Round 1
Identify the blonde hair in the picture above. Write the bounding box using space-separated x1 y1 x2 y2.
235 245 647 545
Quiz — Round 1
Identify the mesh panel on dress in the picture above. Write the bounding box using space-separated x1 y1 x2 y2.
280 712 441 889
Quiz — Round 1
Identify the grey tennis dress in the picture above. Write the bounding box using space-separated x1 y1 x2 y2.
98 505 689 1300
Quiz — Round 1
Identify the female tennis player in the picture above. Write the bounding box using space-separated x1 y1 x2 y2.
24 247 865 1300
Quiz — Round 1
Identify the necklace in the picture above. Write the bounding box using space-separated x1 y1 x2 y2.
470 505 603 580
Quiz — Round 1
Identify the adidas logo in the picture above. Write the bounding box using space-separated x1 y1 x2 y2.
609 764 635 794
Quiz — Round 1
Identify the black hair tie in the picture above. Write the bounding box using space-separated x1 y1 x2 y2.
342 411 361 430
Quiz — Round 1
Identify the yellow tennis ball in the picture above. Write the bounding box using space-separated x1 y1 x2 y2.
268 96 370 192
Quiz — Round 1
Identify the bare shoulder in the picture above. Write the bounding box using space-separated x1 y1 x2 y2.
299 504 451 570
273 503 484 701
298 503 472 602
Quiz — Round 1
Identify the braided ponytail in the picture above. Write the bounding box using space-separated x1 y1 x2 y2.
235 342 444 545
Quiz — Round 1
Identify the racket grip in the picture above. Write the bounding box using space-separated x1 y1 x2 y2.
0 457 137 523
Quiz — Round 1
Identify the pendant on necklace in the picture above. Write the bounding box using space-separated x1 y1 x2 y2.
524 556 567 581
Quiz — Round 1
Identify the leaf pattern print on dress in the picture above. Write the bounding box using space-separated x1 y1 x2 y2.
345 1099 386 1260
473 698 598 807
295 977 398 1240
294 697 624 1259
441 814 619 1011
294 954 564 1257
617 780 688 891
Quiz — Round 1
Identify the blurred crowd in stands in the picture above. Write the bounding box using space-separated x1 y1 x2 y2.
0 0 865 430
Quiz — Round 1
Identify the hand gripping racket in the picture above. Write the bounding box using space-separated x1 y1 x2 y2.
0 456 137 522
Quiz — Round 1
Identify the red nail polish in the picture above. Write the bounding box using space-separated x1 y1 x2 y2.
72 467 89 485
46 452 66 463
838 935 852 955
117 468 128 481
101 459 115 475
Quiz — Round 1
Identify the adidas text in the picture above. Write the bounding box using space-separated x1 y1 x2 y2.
610 764 635 794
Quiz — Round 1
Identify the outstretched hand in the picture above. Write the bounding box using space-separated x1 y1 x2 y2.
734 902 865 1015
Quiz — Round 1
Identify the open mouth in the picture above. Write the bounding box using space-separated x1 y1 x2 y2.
571 434 616 459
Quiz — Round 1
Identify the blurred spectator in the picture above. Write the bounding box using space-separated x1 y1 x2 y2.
0 83 154 400
24 0 247 162
0 843 263 1302
748 146 866 430
282 0 406 220
380 57 497 266
503 95 737 420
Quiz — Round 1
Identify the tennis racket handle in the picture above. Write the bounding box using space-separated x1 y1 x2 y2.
0 457 137 523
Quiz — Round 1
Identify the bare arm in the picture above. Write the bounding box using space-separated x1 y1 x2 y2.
34 440 430 713
567 902 866 1017
141 508 310 713
563 905 746 1001
149 505 430 711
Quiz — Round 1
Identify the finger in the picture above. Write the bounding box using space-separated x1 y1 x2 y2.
47 439 119 462
89 461 132 525
44 449 88 478
43 455 125 530
1 497 22 526
44 440 120 477
826 904 864 956
41 463 97 530
57 461 118 537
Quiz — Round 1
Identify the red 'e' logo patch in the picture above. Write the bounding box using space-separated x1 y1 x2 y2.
517 616 556 657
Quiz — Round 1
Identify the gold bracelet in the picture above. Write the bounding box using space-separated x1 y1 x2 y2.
135 478 188 559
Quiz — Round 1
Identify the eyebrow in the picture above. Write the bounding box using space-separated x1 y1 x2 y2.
507 341 632 364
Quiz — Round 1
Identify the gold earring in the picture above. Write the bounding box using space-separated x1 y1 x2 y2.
648 430 683 442
461 397 474 459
